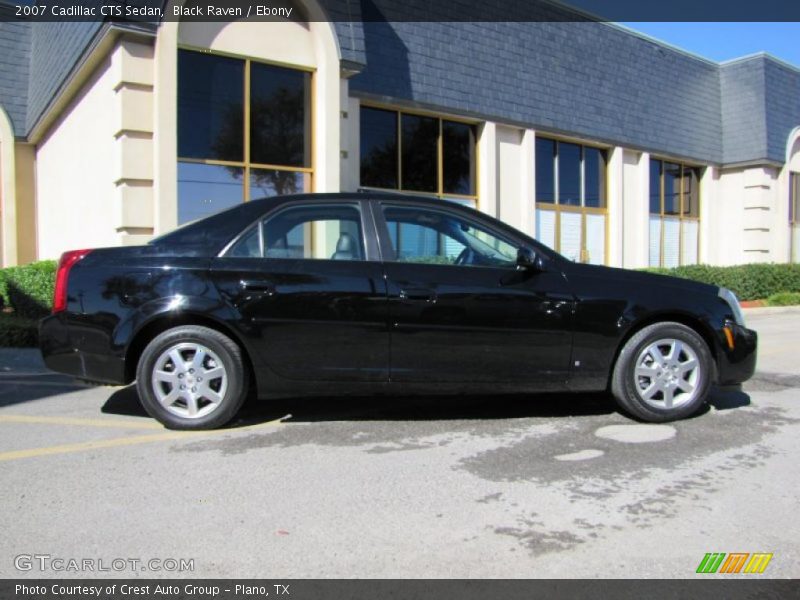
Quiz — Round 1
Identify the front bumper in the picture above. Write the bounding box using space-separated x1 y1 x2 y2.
39 314 127 385
715 322 758 385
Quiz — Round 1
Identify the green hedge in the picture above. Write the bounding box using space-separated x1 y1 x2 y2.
766 291 800 306
0 260 57 319
643 263 800 301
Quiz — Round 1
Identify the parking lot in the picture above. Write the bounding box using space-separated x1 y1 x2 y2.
1 309 798 579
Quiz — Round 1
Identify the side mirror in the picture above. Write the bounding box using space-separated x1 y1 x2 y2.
516 247 544 271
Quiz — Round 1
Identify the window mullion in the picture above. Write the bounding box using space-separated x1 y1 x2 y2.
397 111 403 191
437 118 444 198
243 59 251 202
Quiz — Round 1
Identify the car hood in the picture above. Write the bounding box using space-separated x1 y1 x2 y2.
562 261 720 297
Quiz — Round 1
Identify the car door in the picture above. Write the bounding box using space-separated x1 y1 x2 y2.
373 201 574 387
210 200 389 382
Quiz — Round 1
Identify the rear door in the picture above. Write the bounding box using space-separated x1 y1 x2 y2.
210 200 389 382
373 201 574 387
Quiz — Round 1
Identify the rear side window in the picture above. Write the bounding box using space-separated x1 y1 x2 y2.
226 204 365 261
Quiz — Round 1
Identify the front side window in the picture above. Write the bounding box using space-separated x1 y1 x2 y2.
649 159 702 267
360 106 477 206
227 204 364 261
177 49 312 225
791 172 800 263
382 205 517 269
534 137 607 264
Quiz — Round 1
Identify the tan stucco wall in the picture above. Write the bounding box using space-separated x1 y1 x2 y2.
14 143 36 264
0 107 17 266
36 57 119 259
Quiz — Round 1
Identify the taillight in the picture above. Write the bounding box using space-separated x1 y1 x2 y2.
53 249 93 313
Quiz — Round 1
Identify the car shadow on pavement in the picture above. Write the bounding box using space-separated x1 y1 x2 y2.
707 386 751 412
0 373 94 408
101 384 617 426
101 384 753 428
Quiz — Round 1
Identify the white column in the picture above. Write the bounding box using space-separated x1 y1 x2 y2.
698 166 716 264
622 150 649 269
477 121 497 218
741 167 776 263
153 20 179 235
519 129 536 238
606 146 624 267
340 93 360 193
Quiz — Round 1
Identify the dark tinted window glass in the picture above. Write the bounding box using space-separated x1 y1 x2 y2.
649 159 662 214
227 226 261 258
177 162 244 225
382 205 517 268
792 173 799 223
682 167 700 218
536 138 556 204
584 147 607 208
250 63 310 167
558 142 581 206
663 162 681 215
262 204 363 261
360 107 398 189
401 114 437 192
442 121 475 195
178 51 244 161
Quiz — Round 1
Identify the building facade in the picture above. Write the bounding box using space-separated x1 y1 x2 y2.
1 2 800 268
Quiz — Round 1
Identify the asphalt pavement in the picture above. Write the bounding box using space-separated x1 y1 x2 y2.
0 308 798 578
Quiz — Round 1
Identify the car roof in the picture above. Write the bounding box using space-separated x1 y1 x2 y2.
152 192 458 251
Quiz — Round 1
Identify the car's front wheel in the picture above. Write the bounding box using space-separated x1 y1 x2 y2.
135 325 248 430
611 321 713 422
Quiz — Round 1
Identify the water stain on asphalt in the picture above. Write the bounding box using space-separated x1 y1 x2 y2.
456 404 796 486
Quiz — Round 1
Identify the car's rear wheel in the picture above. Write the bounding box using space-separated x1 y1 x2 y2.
135 325 247 430
611 321 713 422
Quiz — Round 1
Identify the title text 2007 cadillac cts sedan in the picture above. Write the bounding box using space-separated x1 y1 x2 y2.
39 193 757 429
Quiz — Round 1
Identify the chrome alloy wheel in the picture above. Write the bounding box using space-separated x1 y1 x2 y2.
151 343 228 419
633 338 701 410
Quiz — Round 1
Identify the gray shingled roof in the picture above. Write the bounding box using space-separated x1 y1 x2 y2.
0 11 31 137
0 7 798 166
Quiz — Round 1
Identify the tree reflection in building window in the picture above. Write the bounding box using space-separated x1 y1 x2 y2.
360 106 477 207
177 49 312 225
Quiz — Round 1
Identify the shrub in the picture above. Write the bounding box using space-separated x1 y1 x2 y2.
0 260 57 319
0 314 38 347
642 263 800 301
766 292 800 306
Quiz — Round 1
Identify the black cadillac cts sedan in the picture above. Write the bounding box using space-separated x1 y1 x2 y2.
40 193 757 429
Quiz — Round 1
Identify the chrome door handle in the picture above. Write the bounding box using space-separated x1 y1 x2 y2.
239 280 276 294
399 288 437 302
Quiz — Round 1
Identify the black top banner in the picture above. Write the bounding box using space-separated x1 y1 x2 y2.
2 0 800 23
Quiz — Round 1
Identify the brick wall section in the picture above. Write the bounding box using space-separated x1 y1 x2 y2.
349 21 724 164
0 13 31 137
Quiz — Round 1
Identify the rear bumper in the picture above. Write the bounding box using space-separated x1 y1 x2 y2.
716 323 757 385
39 314 127 385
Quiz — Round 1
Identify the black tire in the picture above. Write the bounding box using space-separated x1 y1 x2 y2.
135 325 248 430
611 322 713 422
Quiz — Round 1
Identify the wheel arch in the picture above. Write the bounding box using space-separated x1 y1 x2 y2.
607 312 719 390
124 313 257 389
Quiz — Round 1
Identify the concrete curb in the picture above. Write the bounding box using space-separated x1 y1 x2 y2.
742 305 800 316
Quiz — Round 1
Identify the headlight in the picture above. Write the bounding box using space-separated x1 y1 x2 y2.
718 287 746 327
